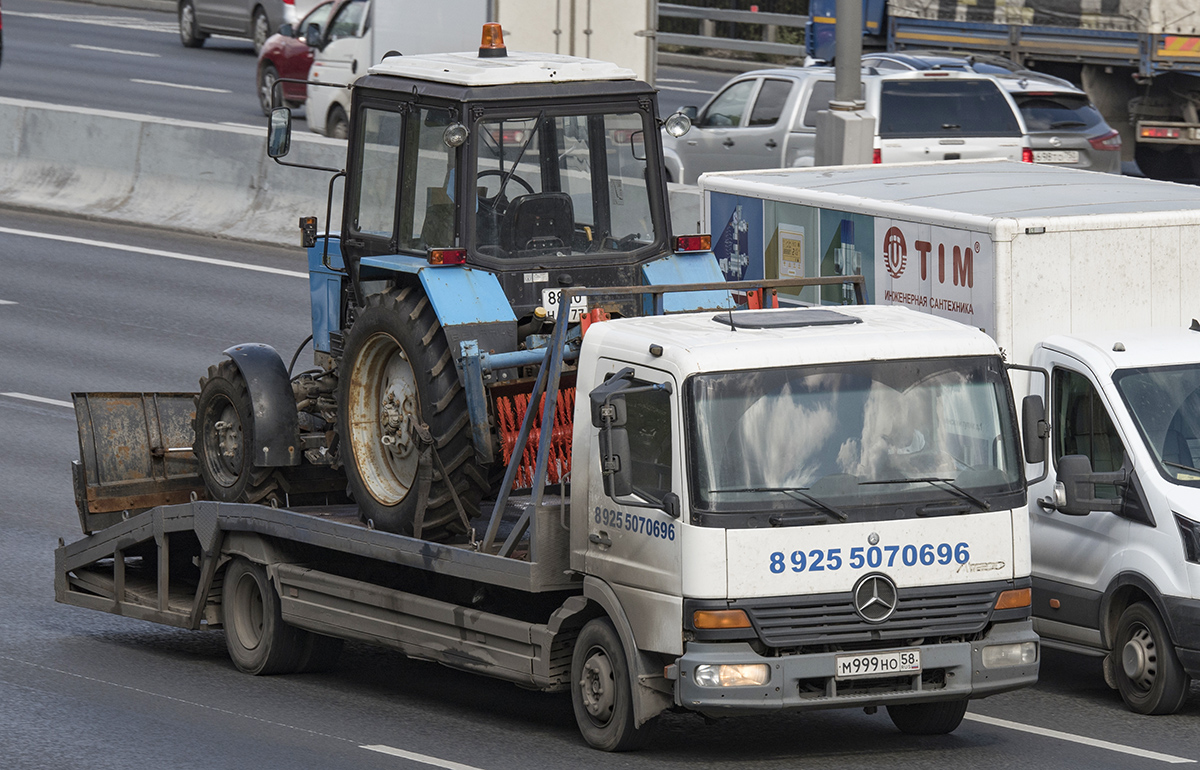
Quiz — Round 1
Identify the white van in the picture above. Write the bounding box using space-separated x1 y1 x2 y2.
306 0 487 137
663 69 1030 185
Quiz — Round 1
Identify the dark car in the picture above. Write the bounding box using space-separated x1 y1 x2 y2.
256 0 334 115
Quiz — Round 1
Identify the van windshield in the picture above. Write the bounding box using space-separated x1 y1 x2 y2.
1114 363 1200 486
687 356 1025 523
879 80 1022 138
472 111 661 260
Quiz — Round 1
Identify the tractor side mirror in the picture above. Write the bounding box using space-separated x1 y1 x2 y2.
267 107 293 158
1056 454 1126 516
1021 394 1046 465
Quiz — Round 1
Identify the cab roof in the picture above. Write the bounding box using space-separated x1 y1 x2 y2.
367 49 636 87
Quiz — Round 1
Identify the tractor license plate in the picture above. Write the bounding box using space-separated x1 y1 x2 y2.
541 289 588 323
1033 150 1079 164
835 649 921 679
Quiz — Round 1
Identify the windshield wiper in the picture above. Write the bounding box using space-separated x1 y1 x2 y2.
1163 460 1200 475
712 487 848 523
860 477 991 512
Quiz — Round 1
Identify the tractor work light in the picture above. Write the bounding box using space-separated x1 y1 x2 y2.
428 248 467 266
673 234 712 253
664 111 692 138
693 609 751 629
443 123 469 148
695 664 770 687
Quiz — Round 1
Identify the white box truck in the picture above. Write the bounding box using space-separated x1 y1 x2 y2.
700 159 1200 714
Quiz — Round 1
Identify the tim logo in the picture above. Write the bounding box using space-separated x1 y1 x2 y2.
883 226 907 279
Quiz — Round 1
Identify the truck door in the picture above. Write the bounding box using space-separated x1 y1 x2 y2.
586 361 682 599
1030 358 1129 636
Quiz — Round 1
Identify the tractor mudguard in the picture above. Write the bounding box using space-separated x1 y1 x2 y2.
223 343 302 467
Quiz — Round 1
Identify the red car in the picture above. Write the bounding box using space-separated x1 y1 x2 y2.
256 1 333 116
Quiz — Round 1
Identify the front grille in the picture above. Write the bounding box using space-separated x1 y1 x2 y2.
733 580 1005 648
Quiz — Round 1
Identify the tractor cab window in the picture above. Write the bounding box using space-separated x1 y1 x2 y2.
398 107 458 251
473 110 660 260
352 107 402 238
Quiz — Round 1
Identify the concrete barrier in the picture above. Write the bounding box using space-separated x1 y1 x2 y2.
0 96 702 247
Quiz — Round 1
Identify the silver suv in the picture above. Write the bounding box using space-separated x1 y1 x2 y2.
663 68 1029 185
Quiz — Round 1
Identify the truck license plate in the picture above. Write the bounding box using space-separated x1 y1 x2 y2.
835 649 921 679
541 288 588 323
1033 150 1080 164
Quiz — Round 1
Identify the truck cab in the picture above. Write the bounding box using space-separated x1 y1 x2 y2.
1027 326 1200 713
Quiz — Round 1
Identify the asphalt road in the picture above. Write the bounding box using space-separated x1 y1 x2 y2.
2 209 1200 769
0 0 730 131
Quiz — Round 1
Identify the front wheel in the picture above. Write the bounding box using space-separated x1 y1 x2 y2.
327 104 349 140
193 360 281 504
258 63 279 116
570 618 653 751
1113 601 1190 714
178 0 207 47
887 698 968 735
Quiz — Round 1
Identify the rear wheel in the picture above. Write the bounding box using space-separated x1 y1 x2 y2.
1114 601 1190 714
887 698 968 735
251 6 270 54
222 558 308 675
194 360 280 504
337 287 484 540
327 104 349 139
178 0 207 47
258 63 279 116
570 618 653 751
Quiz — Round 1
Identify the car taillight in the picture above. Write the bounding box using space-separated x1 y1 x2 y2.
1022 147 1034 163
674 234 712 253
872 148 882 164
1088 129 1121 151
428 248 467 266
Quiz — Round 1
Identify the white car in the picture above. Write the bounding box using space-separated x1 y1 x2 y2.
663 68 1030 185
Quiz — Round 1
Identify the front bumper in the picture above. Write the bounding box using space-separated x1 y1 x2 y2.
674 620 1038 716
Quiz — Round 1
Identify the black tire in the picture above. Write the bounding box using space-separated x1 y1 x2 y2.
337 287 485 540
1134 145 1190 181
222 558 308 675
887 698 969 735
296 633 344 673
327 104 349 140
178 0 207 48
1114 601 1190 714
193 359 281 504
258 63 280 117
570 618 653 751
251 6 270 55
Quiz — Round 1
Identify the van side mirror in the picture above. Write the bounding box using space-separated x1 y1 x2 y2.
267 107 293 158
1056 454 1126 516
1021 394 1046 465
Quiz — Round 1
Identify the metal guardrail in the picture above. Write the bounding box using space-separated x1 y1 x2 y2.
657 2 809 58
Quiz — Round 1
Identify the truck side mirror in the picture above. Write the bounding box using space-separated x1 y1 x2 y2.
1021 394 1046 465
599 422 634 498
304 23 323 48
1056 454 1126 516
267 107 293 158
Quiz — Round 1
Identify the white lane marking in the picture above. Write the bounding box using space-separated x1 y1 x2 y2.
0 226 307 279
659 85 716 95
2 393 74 409
220 121 268 130
965 713 1195 764
131 79 233 94
5 11 177 34
0 299 16 305
656 77 698 84
71 43 160 58
361 745 486 770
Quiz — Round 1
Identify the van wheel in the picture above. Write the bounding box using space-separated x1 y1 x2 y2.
887 698 968 735
222 559 308 675
178 0 207 47
570 618 653 751
327 105 349 139
1114 601 1190 714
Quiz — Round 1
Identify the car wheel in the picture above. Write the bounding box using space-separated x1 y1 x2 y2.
1113 601 1190 714
258 63 279 117
327 104 349 140
251 7 271 54
178 0 207 48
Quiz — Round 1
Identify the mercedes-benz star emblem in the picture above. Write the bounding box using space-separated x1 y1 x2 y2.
867 532 880 545
853 574 898 623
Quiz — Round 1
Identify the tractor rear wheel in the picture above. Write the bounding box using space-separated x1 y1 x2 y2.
194 360 281 504
337 287 485 540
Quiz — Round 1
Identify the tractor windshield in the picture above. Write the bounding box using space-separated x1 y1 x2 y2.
472 111 662 260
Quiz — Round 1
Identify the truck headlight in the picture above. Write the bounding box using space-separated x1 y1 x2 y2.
694 664 770 687
1175 513 1200 564
981 642 1037 668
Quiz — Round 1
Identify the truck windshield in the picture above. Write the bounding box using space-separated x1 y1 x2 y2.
687 356 1024 520
1114 363 1200 486
473 111 660 260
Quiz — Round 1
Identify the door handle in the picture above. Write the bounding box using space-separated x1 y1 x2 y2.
722 138 735 148
1036 495 1058 512
351 59 358 74
765 139 778 148
589 532 613 548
